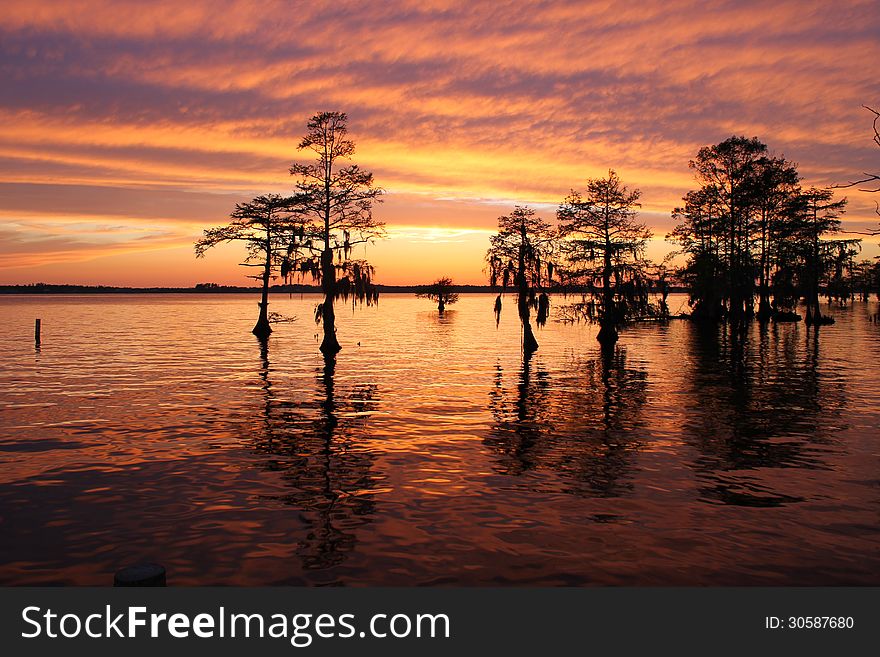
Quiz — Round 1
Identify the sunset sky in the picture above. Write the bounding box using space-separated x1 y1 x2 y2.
1 0 878 286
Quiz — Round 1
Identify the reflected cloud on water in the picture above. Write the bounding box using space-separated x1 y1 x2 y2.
0 294 875 585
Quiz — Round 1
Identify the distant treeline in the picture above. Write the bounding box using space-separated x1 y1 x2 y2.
3 282 673 295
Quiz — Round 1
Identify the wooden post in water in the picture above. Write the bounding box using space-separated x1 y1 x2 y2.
113 563 167 587
34 318 41 346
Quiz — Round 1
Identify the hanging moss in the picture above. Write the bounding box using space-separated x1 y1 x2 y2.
486 206 560 352
536 293 550 327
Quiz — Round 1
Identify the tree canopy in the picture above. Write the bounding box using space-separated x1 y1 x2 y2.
669 136 857 325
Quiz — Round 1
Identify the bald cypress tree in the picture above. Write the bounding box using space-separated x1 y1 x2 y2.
195 194 299 338
288 112 385 354
798 187 850 324
558 170 651 345
688 136 768 323
487 206 558 353
416 277 460 313
752 156 801 321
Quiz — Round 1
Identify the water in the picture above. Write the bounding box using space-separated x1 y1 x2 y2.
0 292 878 585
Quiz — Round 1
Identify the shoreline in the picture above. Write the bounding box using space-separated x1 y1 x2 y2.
0 284 692 295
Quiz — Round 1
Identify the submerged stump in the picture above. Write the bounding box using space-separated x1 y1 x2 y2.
114 563 167 587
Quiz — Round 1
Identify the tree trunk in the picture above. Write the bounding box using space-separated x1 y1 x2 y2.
757 215 772 322
517 270 538 352
757 297 772 321
518 224 538 353
319 145 341 354
806 231 822 324
519 292 538 353
252 250 272 338
320 247 341 354
438 298 445 313
598 235 618 346
727 195 745 324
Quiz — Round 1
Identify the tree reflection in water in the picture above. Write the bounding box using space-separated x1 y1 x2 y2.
486 346 649 497
683 323 846 506
253 338 379 573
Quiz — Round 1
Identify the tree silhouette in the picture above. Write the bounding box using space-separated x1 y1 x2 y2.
752 157 801 321
487 206 558 353
416 276 460 313
798 187 851 324
646 256 675 319
669 137 836 325
689 136 768 323
824 237 861 307
668 186 726 320
852 258 880 301
195 193 298 337
557 170 651 345
287 112 385 354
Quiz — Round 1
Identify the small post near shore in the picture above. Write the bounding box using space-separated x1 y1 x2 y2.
113 563 167 587
34 318 41 346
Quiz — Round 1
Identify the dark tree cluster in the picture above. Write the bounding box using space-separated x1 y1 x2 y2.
668 136 860 326
851 257 880 302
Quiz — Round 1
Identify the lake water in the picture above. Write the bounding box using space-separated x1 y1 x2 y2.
0 292 878 585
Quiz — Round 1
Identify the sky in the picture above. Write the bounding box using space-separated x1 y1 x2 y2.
1 0 878 286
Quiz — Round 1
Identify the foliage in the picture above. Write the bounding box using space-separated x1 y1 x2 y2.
486 206 559 351
751 156 801 318
196 194 299 268
672 136 769 321
416 276 460 311
798 187 853 322
557 170 651 342
195 193 300 336
852 258 880 301
286 111 385 352
668 136 858 324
